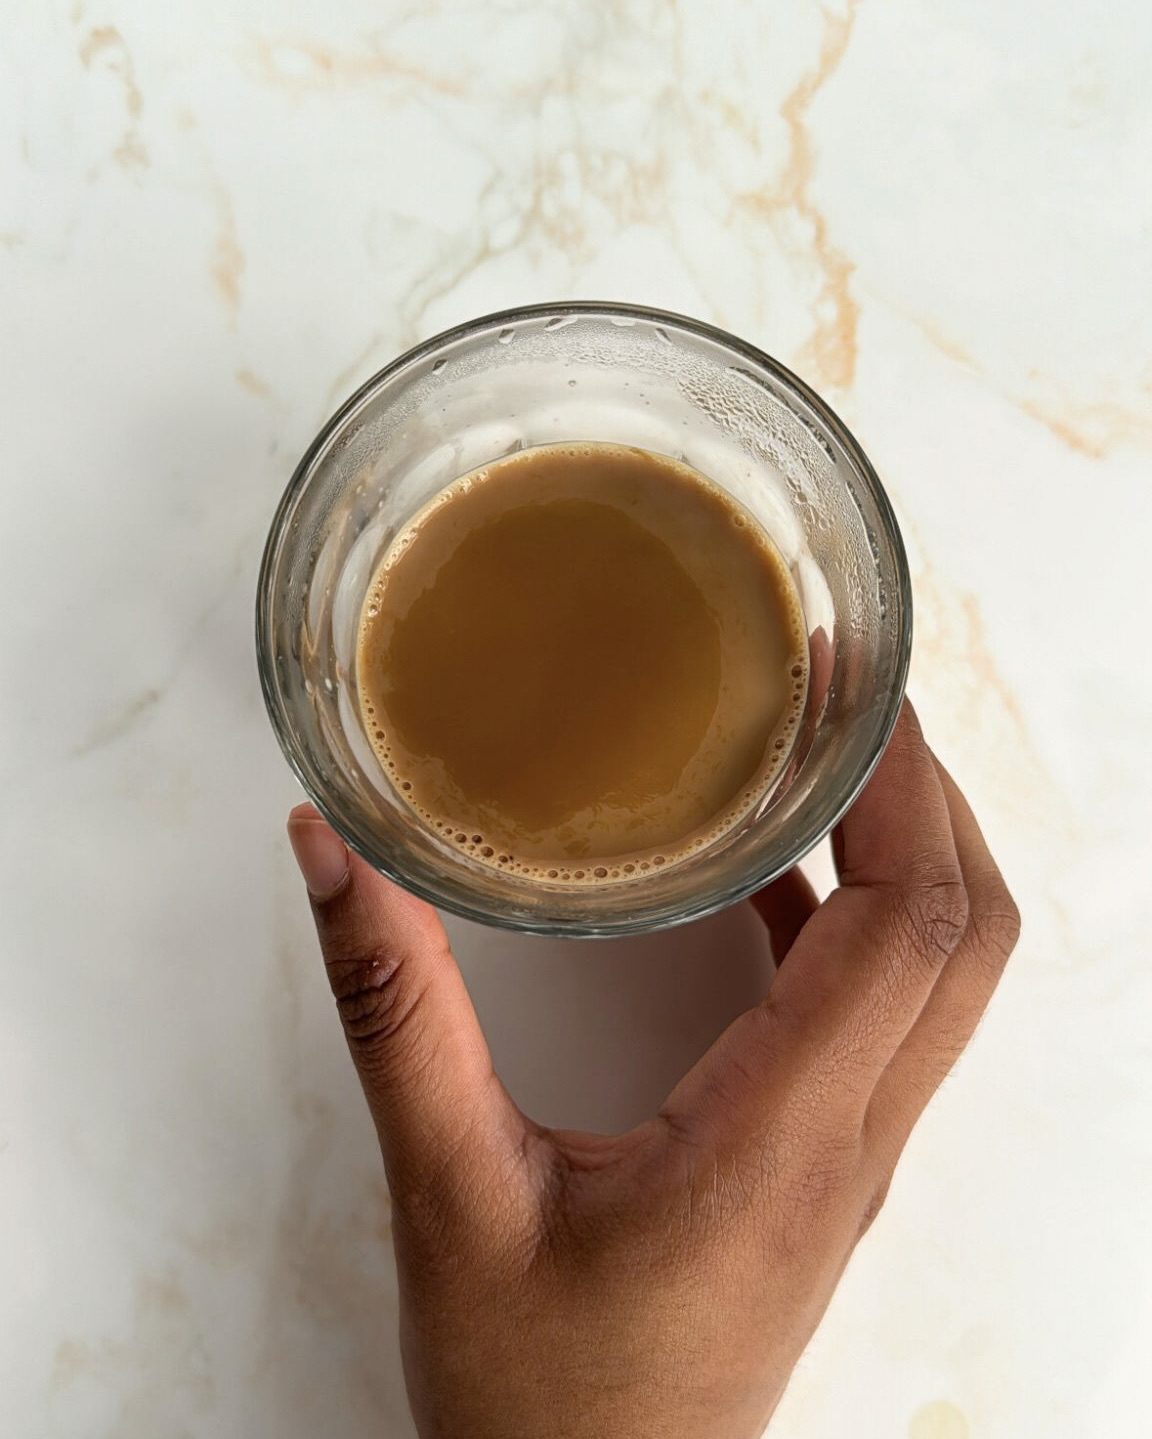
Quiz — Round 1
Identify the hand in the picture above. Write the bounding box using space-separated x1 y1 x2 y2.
287 703 1019 1439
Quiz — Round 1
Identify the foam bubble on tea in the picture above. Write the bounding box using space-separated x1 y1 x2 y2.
357 442 808 885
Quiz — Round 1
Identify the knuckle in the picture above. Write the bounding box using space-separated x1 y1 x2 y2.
328 943 424 1052
890 874 969 969
857 1176 892 1238
744 991 798 1068
971 886 1021 964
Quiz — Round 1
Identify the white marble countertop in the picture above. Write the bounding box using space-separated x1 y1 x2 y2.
3 2 1150 1436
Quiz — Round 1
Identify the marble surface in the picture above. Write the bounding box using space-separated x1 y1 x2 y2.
2 1 1150 1435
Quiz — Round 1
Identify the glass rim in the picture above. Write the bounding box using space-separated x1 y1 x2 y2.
256 300 913 937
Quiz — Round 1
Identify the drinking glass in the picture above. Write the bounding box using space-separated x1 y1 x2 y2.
257 302 911 936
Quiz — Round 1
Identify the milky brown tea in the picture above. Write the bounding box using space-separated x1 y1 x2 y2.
356 442 808 885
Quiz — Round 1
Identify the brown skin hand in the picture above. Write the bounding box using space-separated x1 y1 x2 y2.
287 701 1019 1439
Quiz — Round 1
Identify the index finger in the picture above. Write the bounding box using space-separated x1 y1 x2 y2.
770 700 969 1085
862 756 1020 1157
661 702 969 1147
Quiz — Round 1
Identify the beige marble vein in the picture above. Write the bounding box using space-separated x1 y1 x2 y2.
905 517 1075 835
50 1272 214 1426
77 25 148 170
70 685 162 760
906 311 1152 459
776 0 861 389
733 0 861 390
235 367 272 397
1018 391 1152 460
210 184 245 323
248 34 465 97
68 540 252 761
323 174 530 411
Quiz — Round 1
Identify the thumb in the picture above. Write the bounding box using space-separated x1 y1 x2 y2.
287 804 525 1205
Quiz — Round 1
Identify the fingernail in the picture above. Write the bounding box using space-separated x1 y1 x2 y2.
288 815 349 899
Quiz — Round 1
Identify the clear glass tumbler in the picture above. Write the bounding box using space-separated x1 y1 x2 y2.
257 302 911 936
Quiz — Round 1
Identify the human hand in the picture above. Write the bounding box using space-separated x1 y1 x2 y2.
287 702 1019 1439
